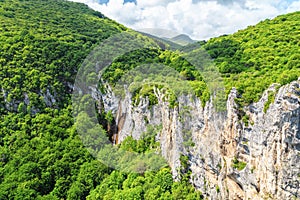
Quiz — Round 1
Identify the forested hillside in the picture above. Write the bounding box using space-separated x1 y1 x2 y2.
0 0 202 199
0 0 299 199
0 0 125 113
204 11 300 105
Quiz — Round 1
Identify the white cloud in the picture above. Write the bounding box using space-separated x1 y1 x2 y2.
69 0 300 40
287 1 300 12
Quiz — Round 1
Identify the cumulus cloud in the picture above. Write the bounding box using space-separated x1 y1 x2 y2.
70 0 300 40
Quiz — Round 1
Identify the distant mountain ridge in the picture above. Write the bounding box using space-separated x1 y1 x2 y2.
137 31 182 50
164 34 196 46
0 0 299 199
138 31 197 49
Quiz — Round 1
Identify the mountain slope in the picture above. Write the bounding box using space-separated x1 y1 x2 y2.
0 0 202 199
167 34 196 46
137 31 183 50
0 0 299 199
204 11 300 104
0 0 126 113
94 11 300 199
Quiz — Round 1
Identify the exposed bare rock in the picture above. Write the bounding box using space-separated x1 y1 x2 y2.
99 79 300 199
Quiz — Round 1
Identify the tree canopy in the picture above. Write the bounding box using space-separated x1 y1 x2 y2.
0 0 299 199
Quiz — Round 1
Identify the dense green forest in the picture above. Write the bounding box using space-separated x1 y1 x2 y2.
0 0 299 199
99 11 300 107
101 48 211 107
0 0 202 199
203 11 300 105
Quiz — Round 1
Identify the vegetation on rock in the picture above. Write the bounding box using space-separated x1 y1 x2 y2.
0 0 203 199
0 0 299 199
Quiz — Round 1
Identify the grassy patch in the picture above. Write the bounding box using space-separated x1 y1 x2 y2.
242 114 250 126
232 157 247 171
264 90 276 113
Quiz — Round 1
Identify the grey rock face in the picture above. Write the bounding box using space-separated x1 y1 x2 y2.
99 79 300 199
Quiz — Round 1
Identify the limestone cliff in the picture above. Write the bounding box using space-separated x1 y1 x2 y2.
98 78 300 199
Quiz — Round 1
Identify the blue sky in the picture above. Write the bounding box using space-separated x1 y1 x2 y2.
123 0 136 3
70 0 300 40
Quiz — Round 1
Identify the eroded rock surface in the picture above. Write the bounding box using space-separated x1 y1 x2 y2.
99 79 300 199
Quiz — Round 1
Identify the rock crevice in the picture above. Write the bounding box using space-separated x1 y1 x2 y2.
99 79 300 199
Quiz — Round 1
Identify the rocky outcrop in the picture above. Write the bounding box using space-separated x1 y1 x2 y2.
1 87 57 114
99 79 300 199
217 80 300 199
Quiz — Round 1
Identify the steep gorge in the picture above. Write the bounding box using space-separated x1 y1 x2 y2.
98 78 300 199
0 0 299 199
